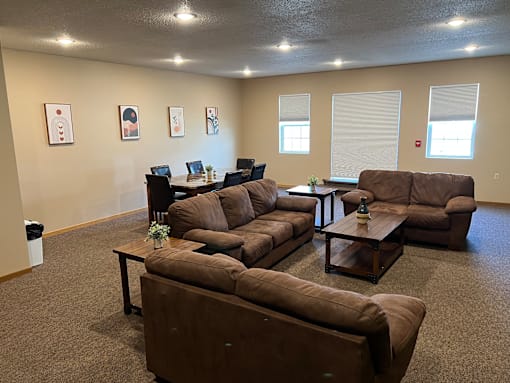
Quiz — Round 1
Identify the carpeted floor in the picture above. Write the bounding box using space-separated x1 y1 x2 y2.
0 195 509 382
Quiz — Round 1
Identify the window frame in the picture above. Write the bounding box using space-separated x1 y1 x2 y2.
278 94 310 155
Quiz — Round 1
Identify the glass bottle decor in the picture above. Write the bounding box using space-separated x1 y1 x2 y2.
356 196 371 224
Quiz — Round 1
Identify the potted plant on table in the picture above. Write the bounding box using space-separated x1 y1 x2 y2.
205 164 214 181
146 221 170 249
307 175 319 191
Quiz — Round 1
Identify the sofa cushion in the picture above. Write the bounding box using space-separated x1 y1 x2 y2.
216 185 255 229
367 201 408 216
234 219 293 247
406 205 449 229
229 231 273 267
242 179 278 216
145 250 246 294
236 268 392 373
257 210 314 237
371 294 426 358
276 196 317 212
410 172 474 207
168 193 229 238
358 170 413 204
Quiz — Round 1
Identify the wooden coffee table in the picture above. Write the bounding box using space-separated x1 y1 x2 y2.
113 237 205 314
323 212 407 284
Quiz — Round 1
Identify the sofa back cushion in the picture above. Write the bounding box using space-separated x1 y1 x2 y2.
216 185 256 229
410 172 474 207
358 170 413 204
145 251 246 294
168 192 229 238
242 179 278 217
236 268 392 372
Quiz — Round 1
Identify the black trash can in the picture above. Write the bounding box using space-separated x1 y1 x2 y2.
25 220 44 266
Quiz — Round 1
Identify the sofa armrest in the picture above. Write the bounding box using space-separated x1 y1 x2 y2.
341 189 375 205
276 196 317 212
445 196 477 214
183 229 244 251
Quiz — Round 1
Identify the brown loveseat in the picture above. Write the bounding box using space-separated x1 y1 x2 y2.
341 170 477 250
141 250 426 383
168 179 317 268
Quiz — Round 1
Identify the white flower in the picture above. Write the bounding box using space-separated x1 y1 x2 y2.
145 221 170 241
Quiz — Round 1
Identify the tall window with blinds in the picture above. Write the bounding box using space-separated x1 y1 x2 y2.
426 84 479 159
279 94 310 154
331 91 401 180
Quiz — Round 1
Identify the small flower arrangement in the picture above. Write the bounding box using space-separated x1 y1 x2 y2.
146 221 170 242
307 175 319 187
205 164 214 172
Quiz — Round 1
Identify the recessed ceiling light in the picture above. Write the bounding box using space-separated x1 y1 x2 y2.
174 12 197 21
243 68 252 76
277 42 292 51
447 18 466 27
57 38 74 46
464 44 478 52
334 59 343 67
174 55 184 64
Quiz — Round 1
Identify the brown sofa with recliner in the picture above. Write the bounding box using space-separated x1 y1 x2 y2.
141 250 426 383
168 178 317 268
341 170 477 250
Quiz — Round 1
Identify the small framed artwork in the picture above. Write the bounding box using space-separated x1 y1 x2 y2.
44 103 74 145
206 106 219 135
119 105 140 140
169 106 185 137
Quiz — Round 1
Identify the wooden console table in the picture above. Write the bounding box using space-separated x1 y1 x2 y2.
287 185 337 231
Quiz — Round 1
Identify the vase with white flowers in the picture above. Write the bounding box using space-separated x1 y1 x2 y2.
307 175 319 191
205 164 214 181
146 221 170 249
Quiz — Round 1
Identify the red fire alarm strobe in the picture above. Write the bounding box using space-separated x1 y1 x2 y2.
415 140 422 148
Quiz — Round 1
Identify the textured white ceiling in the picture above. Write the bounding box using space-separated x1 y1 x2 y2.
0 0 509 78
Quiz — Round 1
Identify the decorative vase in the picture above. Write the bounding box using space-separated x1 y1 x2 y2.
206 170 213 181
153 238 164 249
356 196 371 224
309 184 316 192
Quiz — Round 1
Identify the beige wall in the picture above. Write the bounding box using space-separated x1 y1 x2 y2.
0 47 30 278
240 56 510 203
3 49 242 233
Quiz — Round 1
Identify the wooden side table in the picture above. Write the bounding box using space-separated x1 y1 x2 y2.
112 237 205 315
286 185 337 232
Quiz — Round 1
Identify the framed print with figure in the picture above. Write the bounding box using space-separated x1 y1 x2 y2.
119 105 140 140
44 103 74 145
169 106 185 137
206 106 219 135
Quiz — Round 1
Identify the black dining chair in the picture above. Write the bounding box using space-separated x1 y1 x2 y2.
222 170 244 189
145 174 180 224
186 160 205 175
236 158 255 170
150 164 172 177
250 163 266 181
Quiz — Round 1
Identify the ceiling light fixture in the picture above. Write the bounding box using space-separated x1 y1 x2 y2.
174 0 197 21
447 18 466 27
334 59 343 67
243 68 252 76
464 44 478 52
57 38 74 46
174 55 184 64
277 42 292 51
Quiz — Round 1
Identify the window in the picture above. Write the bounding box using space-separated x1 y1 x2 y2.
279 94 310 154
331 91 401 180
426 84 479 159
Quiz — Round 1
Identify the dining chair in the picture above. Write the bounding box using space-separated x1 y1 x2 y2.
145 174 179 224
150 164 172 177
250 163 266 181
222 170 244 188
186 160 205 175
236 158 255 170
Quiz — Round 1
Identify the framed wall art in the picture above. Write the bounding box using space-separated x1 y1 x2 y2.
206 106 219 135
44 103 74 145
119 105 140 140
169 106 185 137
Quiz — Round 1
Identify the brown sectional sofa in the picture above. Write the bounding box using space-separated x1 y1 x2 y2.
141 250 426 383
168 179 317 268
341 170 477 250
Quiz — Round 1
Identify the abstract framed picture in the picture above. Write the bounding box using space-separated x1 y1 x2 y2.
169 106 185 137
44 103 74 145
119 105 140 140
206 106 219 135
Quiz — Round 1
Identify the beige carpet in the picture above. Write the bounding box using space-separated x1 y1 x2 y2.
0 197 509 382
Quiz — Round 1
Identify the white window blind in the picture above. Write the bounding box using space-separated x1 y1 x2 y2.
279 94 310 154
331 91 401 179
429 84 479 121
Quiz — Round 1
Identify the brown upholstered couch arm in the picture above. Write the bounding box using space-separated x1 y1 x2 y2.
276 196 317 212
183 229 244 251
444 196 477 214
341 189 375 205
